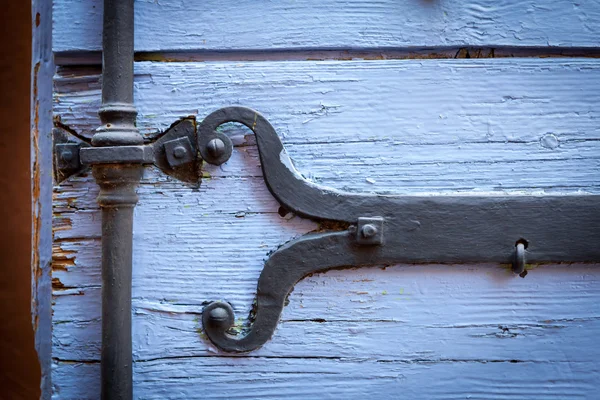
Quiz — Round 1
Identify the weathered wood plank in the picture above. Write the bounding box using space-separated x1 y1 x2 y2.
52 358 600 400
53 263 600 363
54 59 600 194
53 0 600 52
32 0 54 397
52 58 600 398
55 60 600 143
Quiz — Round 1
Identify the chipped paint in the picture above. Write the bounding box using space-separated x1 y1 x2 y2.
32 0 54 396
49 1 600 397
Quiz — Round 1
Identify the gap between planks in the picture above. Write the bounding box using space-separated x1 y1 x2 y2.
54 46 600 66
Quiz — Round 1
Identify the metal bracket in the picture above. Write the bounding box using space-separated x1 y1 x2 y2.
355 217 384 245
53 118 200 184
198 106 600 353
53 127 90 183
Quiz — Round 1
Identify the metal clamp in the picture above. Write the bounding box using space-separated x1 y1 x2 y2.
53 118 201 184
199 106 600 353
80 145 154 165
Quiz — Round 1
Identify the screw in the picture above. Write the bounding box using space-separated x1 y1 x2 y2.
61 150 74 162
207 138 225 158
361 224 378 238
173 145 187 159
208 306 230 329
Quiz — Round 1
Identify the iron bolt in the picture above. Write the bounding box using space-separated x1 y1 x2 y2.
207 138 226 158
173 145 188 159
361 224 378 238
208 306 230 328
61 149 74 162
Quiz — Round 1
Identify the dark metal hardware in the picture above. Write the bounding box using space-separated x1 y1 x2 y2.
81 145 154 165
54 118 200 184
164 137 194 168
94 0 141 398
52 0 600 388
355 217 385 245
152 118 200 183
198 121 233 166
55 143 82 171
52 127 89 183
513 241 527 276
199 106 600 353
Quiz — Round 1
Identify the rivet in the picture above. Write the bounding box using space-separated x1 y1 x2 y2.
61 150 74 162
207 138 226 158
540 133 559 150
208 306 229 328
173 145 187 159
361 224 378 238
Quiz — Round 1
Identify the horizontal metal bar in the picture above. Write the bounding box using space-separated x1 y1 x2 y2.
80 145 154 165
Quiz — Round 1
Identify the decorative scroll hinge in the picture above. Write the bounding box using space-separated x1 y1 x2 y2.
54 106 600 354
196 106 600 353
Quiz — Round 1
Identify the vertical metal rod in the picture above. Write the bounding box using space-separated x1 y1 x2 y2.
95 166 141 400
94 0 142 148
92 0 142 398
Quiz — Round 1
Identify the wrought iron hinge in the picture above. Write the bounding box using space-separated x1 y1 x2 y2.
54 106 600 354
53 118 202 184
196 107 600 353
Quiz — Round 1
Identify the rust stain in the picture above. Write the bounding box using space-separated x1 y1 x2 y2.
52 278 65 289
32 61 42 332
126 48 600 64
313 220 350 233
52 214 73 232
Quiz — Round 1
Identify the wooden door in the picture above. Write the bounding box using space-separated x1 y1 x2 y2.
50 1 600 398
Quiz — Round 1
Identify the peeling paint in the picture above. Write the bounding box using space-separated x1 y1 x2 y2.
52 244 76 272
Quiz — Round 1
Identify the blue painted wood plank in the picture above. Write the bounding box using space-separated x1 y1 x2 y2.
54 0 600 52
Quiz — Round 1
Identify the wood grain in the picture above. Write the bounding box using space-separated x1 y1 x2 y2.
51 58 600 398
55 60 600 194
53 358 600 399
53 0 600 52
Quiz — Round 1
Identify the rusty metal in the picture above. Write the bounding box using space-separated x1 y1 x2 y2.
52 4 600 381
152 118 200 183
199 106 600 353
52 3 200 395
92 0 142 398
52 127 89 184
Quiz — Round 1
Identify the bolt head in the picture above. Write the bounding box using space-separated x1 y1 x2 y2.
208 306 230 328
61 150 74 162
361 224 378 238
173 145 187 159
207 138 226 158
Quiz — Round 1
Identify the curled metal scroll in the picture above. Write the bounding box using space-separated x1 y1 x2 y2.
199 106 600 353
